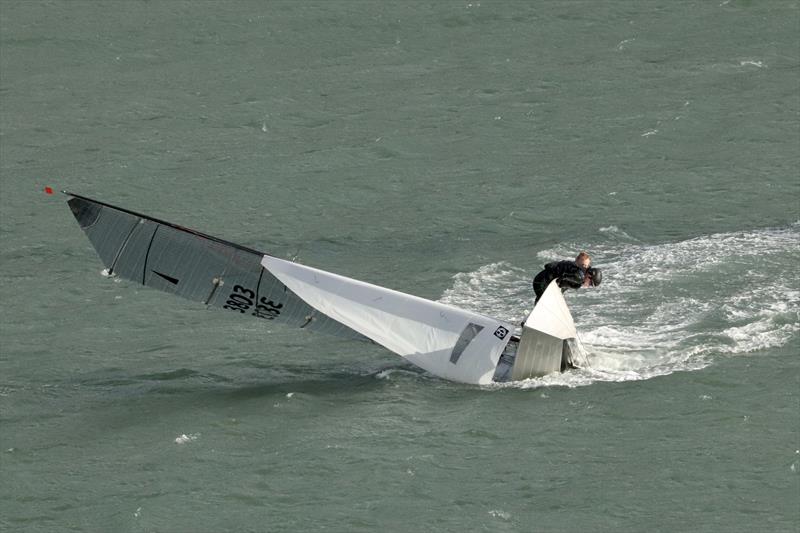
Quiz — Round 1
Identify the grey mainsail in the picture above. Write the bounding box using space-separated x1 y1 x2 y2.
65 192 366 341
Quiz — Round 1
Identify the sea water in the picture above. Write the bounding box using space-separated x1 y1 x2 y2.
1 2 798 532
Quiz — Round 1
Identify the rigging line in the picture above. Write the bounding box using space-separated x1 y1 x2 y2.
573 333 592 369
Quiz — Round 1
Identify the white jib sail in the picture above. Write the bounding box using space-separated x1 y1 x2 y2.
261 255 515 385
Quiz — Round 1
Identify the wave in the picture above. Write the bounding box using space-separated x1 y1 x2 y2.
439 224 800 387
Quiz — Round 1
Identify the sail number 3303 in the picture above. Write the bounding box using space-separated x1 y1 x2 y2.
223 285 283 320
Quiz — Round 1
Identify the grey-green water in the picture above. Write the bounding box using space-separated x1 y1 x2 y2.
1 1 798 532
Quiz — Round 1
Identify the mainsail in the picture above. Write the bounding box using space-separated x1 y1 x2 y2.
64 192 517 384
65 192 366 340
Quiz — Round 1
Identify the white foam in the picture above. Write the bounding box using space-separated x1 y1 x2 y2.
488 509 512 520
438 262 530 324
597 225 638 241
375 369 393 380
722 320 797 353
616 38 635 50
174 433 199 444
447 224 800 388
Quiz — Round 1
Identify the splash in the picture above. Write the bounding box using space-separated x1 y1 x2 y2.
442 224 800 388
174 433 200 444
439 262 531 323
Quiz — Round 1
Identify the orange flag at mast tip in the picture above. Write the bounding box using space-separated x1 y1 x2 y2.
44 186 53 194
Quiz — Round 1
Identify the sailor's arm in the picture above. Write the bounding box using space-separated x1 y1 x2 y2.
555 261 583 289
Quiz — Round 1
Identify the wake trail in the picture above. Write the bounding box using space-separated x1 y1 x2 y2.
439 223 800 388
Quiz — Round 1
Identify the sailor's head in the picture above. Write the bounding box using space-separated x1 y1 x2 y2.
575 251 591 270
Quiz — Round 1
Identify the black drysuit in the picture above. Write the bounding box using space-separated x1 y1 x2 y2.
532 261 585 304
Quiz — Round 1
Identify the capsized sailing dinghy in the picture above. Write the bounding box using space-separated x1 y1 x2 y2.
64 191 579 384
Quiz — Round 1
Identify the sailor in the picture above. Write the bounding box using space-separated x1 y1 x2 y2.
532 251 602 304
